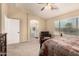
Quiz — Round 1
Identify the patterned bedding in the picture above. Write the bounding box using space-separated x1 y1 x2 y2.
39 36 79 56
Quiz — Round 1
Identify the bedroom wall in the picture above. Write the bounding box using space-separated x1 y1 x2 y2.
46 10 79 35
27 14 46 40
6 4 46 42
0 4 7 33
0 4 1 33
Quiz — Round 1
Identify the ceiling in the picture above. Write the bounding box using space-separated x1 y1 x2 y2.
10 3 79 19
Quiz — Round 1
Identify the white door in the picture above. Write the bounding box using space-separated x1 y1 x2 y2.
5 17 20 44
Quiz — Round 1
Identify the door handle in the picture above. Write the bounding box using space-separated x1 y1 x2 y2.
18 32 20 33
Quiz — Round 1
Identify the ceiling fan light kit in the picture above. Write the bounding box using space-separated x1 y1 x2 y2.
40 3 58 11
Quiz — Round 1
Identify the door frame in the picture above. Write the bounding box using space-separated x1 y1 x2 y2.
28 20 39 40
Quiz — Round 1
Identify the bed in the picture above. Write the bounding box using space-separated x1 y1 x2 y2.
39 36 79 56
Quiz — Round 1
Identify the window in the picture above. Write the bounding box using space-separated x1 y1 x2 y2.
55 17 79 36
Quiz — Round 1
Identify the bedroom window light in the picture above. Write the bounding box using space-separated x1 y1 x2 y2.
54 17 79 36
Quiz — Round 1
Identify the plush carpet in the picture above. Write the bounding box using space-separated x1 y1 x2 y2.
7 39 40 56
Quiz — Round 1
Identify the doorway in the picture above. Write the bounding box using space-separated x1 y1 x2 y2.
30 20 39 39
5 17 20 44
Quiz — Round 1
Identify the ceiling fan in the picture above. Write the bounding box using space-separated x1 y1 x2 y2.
38 3 58 11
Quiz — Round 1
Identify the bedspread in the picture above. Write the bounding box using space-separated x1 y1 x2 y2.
39 36 79 56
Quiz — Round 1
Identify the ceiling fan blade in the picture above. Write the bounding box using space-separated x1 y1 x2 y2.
51 4 58 10
51 7 54 9
51 5 58 10
41 7 45 11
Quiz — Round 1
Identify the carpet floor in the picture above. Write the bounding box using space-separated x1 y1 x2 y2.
7 39 40 56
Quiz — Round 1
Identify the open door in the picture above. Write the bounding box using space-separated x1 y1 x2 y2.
30 20 39 39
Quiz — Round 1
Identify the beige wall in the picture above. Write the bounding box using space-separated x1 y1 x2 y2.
46 10 79 35
6 4 46 42
0 4 7 33
1 4 7 33
0 4 1 33
27 14 46 40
